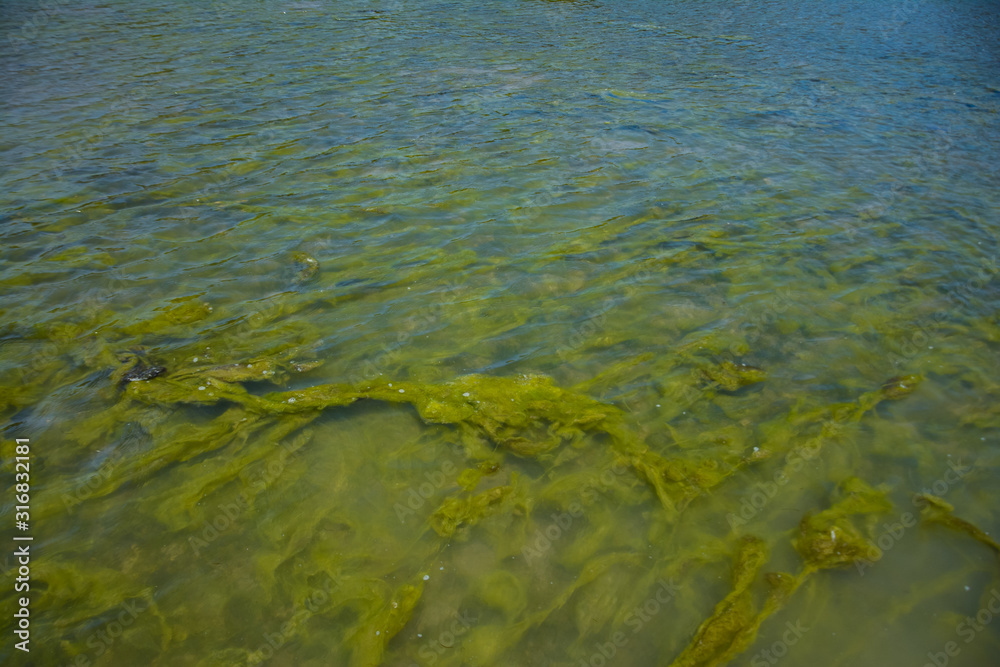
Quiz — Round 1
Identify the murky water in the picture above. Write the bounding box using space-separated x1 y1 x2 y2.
2 1 1000 665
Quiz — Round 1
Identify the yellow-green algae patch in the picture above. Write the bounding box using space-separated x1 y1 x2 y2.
667 478 896 667
4 11 1000 664
347 580 424 667
795 477 893 573
117 369 765 518
916 494 1000 556
429 484 517 538
6 344 993 667
699 361 767 392
667 536 769 667
122 298 214 335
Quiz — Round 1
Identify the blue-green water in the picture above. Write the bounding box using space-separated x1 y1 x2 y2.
2 1 1000 665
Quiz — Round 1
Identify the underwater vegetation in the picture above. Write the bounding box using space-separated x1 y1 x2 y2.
3 317 997 667
2 1 999 665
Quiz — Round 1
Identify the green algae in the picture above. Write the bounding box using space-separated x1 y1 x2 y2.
3 6 1000 666
916 494 1000 556
0 252 986 667
172 354 323 385
123 298 214 335
111 365 783 521
878 374 923 402
40 346 938 665
666 477 898 667
795 477 893 573
476 570 528 620
5 315 992 667
32 560 173 656
348 581 424 667
667 536 770 667
699 361 767 392
291 251 320 284
456 460 502 490
430 484 516 538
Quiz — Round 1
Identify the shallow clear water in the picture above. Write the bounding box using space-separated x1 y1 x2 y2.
2 1 1000 665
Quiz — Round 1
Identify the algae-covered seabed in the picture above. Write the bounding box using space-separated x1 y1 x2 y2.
2 0 1000 665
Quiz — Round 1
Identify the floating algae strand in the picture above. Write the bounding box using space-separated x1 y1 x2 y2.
915 494 1000 557
666 536 771 667
109 368 776 520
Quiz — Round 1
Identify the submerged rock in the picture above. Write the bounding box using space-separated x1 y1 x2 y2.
122 364 166 382
112 356 166 385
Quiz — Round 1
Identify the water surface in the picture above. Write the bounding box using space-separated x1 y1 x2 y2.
2 1 1000 665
